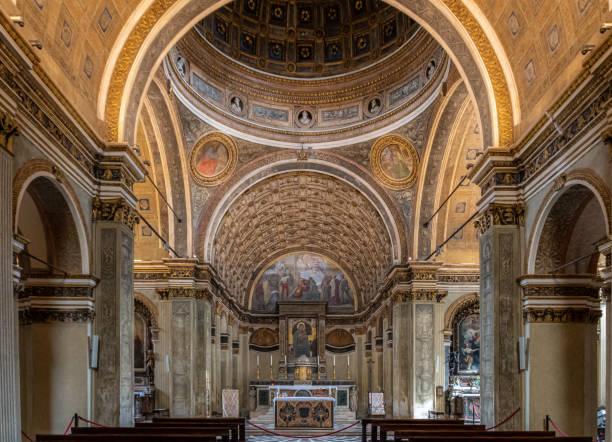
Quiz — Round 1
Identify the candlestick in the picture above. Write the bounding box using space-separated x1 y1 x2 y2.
333 355 336 366
347 355 351 380
284 355 287 364
333 364 336 380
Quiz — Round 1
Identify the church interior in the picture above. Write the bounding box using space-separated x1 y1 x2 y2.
0 0 611 441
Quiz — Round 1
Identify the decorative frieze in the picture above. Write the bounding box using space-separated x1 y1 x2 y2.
474 203 525 235
393 290 446 303
157 287 211 300
524 308 601 323
92 197 139 231
19 309 95 324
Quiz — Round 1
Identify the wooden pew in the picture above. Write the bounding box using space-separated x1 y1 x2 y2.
378 422 485 442
361 418 471 442
143 417 245 441
36 435 218 442
399 438 591 442
391 430 554 442
72 425 231 442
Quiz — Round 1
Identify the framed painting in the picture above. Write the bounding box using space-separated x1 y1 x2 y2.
370 134 419 189
189 132 237 186
288 317 317 359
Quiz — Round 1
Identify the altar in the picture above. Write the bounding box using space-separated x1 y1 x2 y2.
275 396 335 429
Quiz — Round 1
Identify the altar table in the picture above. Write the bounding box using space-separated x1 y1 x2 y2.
274 396 335 429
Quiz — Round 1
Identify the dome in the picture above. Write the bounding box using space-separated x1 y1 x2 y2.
168 0 448 147
196 0 419 78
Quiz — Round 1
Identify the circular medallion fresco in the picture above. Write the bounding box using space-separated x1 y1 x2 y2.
370 135 419 189
190 132 237 186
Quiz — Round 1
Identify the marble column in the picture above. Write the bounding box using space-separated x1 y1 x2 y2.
392 301 412 417
0 120 21 442
374 333 383 392
92 198 138 426
475 204 524 430
433 302 446 412
521 275 600 437
157 289 210 417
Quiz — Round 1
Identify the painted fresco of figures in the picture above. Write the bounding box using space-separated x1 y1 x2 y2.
250 253 355 313
458 314 480 373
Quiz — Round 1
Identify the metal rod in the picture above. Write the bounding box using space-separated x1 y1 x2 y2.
549 249 600 274
20 250 68 276
425 211 479 261
144 172 182 223
138 212 183 259
423 175 469 228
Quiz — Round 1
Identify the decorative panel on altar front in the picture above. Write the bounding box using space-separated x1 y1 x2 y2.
275 398 334 429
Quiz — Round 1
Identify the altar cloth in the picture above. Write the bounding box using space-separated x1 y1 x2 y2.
274 396 335 429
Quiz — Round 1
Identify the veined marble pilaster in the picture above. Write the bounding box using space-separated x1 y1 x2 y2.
600 244 612 440
476 203 524 430
390 262 444 418
92 199 136 426
0 132 21 442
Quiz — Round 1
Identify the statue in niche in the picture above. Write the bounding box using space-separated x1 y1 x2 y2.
298 110 313 126
145 349 155 382
350 388 357 411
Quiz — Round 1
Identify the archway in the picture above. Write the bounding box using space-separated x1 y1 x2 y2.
524 178 609 436
14 173 92 436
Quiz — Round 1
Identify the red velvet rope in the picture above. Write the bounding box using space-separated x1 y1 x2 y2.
247 419 359 438
77 415 107 427
549 418 569 438
63 416 75 435
21 430 34 442
485 407 521 431
473 403 481 419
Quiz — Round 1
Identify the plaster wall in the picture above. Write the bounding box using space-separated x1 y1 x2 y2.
527 322 598 437
19 322 89 436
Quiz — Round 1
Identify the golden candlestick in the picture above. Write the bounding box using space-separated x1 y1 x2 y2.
270 364 274 382
333 364 336 380
256 364 260 380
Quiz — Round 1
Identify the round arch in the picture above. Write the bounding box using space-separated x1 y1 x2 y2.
13 160 91 275
198 151 408 265
527 169 612 274
99 0 517 149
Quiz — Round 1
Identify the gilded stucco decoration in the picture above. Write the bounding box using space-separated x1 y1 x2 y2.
211 171 393 310
102 0 515 146
189 132 238 186
370 134 419 189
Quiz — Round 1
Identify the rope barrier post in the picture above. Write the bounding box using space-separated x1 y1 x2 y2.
545 414 550 432
74 413 79 429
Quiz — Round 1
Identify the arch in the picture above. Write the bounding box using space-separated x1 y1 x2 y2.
198 151 407 265
13 159 90 275
134 293 159 329
527 169 612 274
99 0 516 149
325 328 355 353
444 292 479 332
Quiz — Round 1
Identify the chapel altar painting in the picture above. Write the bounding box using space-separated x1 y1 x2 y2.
288 318 317 359
250 253 355 313
457 313 480 373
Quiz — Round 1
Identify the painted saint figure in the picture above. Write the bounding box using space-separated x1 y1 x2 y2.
196 141 229 177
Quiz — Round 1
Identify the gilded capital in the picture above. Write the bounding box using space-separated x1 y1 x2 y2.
92 197 139 231
0 112 19 153
474 203 525 235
